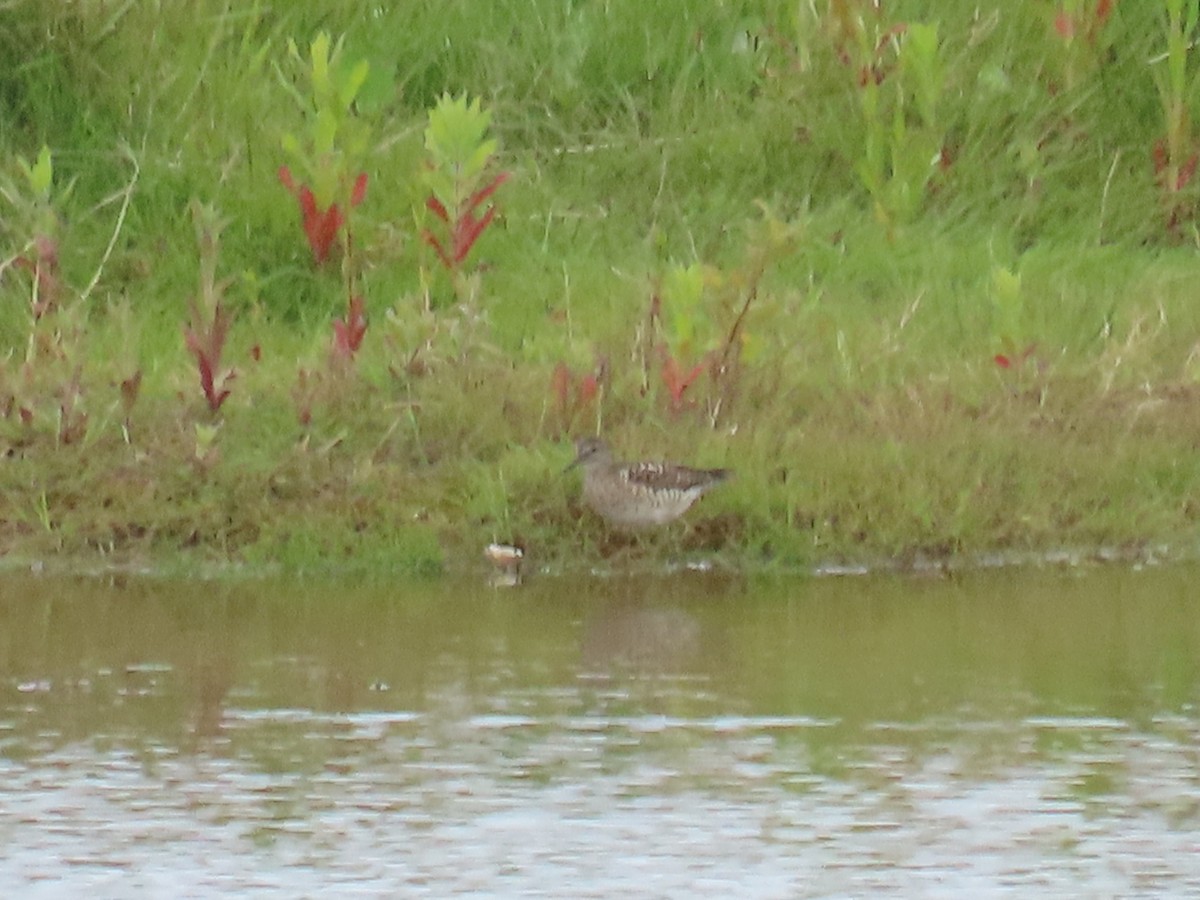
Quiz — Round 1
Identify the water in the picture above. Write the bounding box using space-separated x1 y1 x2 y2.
2 565 1199 897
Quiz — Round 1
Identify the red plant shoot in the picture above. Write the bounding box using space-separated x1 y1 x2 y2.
660 349 707 413
423 171 510 271
1153 138 1199 192
331 293 368 362
994 343 1037 372
183 201 237 415
15 234 61 319
1054 0 1115 46
551 361 599 423
184 298 235 414
279 166 367 266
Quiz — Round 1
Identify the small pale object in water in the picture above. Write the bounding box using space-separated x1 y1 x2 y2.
485 542 525 586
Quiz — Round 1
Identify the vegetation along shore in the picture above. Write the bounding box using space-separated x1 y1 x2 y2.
4 2 1200 577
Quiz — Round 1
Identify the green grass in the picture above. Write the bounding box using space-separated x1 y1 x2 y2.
3 0 1200 575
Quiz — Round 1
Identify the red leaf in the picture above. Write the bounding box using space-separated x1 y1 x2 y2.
351 172 368 207
421 230 454 269
301 196 343 265
297 185 317 218
453 206 497 263
331 322 351 358
32 238 60 318
319 205 345 263
578 374 598 405
682 362 706 391
1178 153 1199 191
422 172 507 271
283 179 347 265
426 195 449 222
184 302 235 412
184 327 221 410
660 352 705 409
1054 11 1074 40
994 354 1011 369
465 172 510 214
332 294 368 359
1152 139 1169 175
120 370 142 409
14 234 62 318
875 22 907 55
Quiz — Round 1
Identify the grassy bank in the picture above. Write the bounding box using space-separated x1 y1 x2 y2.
4 1 1200 575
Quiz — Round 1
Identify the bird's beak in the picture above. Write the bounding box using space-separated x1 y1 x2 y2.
563 445 584 473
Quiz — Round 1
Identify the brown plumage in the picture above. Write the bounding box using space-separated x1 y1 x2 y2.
565 437 731 528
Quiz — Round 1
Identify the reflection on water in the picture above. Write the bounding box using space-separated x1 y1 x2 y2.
2 566 1199 896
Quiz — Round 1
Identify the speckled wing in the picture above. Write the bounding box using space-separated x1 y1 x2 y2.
621 461 731 494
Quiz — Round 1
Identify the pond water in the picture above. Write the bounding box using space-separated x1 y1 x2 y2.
2 564 1199 897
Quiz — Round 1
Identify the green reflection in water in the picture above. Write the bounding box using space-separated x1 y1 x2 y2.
1 565 1198 769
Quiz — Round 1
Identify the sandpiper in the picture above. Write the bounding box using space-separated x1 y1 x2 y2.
565 437 732 528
